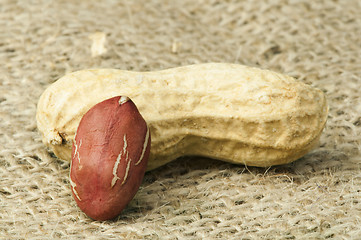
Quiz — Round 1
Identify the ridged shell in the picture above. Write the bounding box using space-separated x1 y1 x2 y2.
36 63 328 170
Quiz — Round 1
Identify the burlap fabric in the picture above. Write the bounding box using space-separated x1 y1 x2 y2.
1 0 360 239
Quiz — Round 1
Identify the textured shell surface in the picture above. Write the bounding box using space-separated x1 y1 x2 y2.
36 63 328 170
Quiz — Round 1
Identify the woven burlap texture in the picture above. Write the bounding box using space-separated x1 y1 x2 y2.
1 0 360 239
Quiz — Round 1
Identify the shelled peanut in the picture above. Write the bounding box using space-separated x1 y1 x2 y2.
69 96 150 220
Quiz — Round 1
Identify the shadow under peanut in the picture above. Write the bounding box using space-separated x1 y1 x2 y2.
114 147 349 222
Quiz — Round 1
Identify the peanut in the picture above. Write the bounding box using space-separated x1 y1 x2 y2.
70 96 150 220
36 63 328 170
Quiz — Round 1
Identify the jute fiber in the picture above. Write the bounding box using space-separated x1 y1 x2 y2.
1 0 361 239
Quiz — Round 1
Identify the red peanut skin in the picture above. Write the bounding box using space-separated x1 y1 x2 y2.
70 96 151 221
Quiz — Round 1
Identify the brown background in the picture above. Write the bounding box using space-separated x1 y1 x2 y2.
1 0 360 239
